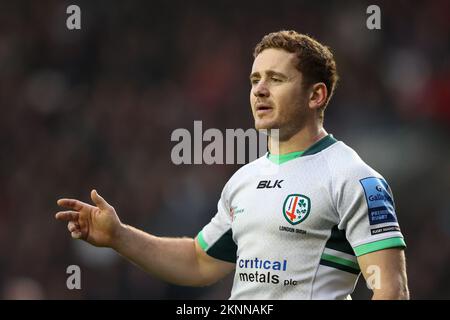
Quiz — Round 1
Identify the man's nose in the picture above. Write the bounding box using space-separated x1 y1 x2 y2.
253 81 270 98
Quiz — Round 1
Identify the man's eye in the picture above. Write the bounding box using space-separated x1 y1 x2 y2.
251 79 260 85
272 77 282 82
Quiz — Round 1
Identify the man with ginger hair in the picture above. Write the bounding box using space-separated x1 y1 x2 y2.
56 30 409 299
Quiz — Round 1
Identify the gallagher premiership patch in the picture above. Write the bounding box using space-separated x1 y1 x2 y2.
360 177 397 225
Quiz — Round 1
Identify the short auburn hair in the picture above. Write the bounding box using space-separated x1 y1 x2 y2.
254 30 339 109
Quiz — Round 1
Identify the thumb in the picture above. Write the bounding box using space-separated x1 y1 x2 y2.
91 189 110 210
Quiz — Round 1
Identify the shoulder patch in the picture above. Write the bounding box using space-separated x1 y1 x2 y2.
359 177 397 225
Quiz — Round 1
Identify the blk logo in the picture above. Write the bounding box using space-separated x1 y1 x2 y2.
257 180 283 189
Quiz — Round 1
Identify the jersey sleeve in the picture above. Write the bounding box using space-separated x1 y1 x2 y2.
335 164 406 257
196 183 237 263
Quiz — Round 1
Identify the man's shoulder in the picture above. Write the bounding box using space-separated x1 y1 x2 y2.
322 140 382 180
322 140 361 163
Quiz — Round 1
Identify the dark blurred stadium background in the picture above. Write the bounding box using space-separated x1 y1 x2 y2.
0 0 449 299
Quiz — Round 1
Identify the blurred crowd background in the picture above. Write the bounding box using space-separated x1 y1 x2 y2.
0 0 449 299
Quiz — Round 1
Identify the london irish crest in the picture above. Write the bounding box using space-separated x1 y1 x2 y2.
282 194 311 225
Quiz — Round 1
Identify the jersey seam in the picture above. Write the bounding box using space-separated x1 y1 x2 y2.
310 233 331 299
208 228 235 247
320 150 340 221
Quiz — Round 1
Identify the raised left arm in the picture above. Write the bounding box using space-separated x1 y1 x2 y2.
357 248 409 300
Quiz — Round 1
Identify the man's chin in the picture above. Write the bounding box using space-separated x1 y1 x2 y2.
254 121 277 131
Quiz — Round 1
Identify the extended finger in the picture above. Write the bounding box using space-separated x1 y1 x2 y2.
91 190 110 211
55 211 79 221
57 199 89 211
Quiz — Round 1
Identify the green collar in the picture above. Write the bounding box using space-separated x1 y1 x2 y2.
267 151 304 165
267 134 338 165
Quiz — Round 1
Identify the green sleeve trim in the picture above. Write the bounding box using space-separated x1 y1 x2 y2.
197 231 208 251
354 237 406 257
321 253 360 271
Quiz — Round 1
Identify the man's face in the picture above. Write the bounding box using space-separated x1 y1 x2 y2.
250 48 309 138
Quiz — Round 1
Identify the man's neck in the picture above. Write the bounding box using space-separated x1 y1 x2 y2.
268 125 328 155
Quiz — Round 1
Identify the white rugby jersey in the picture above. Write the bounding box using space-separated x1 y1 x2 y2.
197 135 406 299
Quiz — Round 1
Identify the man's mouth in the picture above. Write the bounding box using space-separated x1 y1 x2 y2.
255 104 273 115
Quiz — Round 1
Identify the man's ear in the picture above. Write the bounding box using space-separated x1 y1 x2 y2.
308 83 328 110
